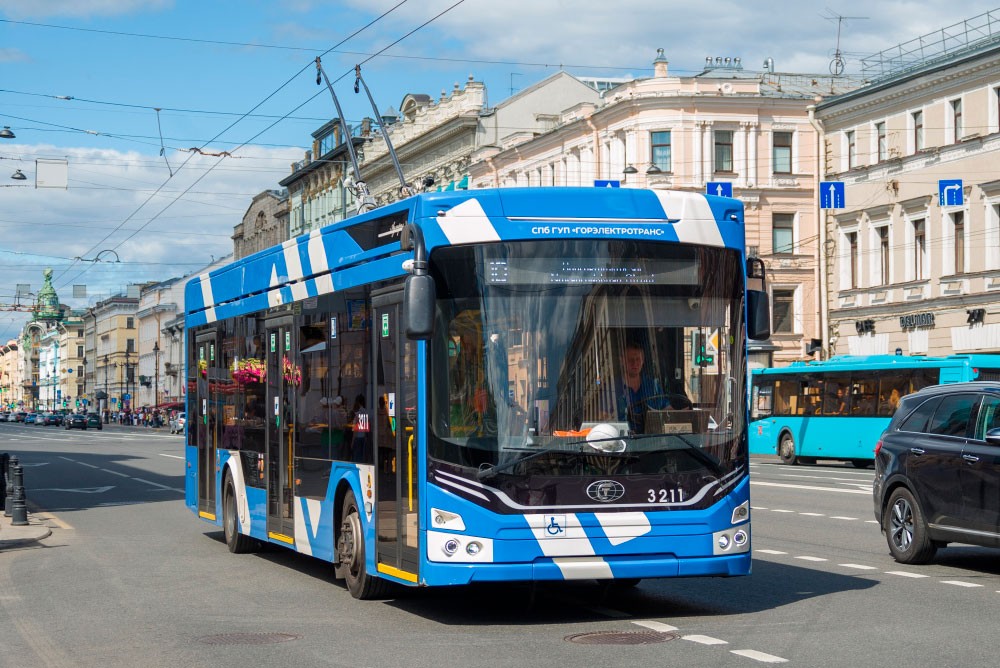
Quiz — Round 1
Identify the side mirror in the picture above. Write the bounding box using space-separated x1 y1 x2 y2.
747 290 771 341
404 274 435 340
985 427 1000 446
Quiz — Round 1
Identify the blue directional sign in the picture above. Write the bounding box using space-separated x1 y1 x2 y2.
939 179 963 207
820 181 846 209
594 180 621 188
706 182 733 198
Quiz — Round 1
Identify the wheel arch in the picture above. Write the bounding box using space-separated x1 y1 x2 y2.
222 455 251 534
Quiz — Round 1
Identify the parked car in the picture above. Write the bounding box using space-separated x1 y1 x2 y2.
86 413 103 430
874 381 1000 564
13 411 27 422
24 413 37 424
43 413 63 426
169 412 186 434
64 413 88 430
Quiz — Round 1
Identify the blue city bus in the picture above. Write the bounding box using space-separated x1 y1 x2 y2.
184 186 770 598
750 354 1000 466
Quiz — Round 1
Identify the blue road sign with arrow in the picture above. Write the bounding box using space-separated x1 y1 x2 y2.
939 179 963 206
706 182 733 198
820 181 845 209
594 180 620 188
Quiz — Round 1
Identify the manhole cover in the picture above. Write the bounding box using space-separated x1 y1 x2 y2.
565 631 677 645
198 632 301 646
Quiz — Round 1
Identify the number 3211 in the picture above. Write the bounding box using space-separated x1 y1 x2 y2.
647 488 684 503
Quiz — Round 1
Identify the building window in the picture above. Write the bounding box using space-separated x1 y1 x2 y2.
714 130 734 172
846 130 857 169
990 204 1000 271
127 339 135 353
772 213 794 254
877 226 890 285
77 345 84 357
772 289 795 334
126 317 135 329
912 110 923 152
772 131 792 174
77 366 84 377
77 329 84 338
651 131 672 171
953 211 965 275
875 122 887 162
950 98 963 143
847 232 859 289
913 218 926 280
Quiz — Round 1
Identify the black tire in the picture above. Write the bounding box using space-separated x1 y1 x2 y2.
851 459 871 469
884 487 936 564
223 476 257 554
337 490 389 600
778 433 798 465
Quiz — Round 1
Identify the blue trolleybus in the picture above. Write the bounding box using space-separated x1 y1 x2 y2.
184 186 770 597
750 354 1000 466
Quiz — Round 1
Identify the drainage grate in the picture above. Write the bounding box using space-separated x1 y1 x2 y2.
198 632 302 646
565 631 678 645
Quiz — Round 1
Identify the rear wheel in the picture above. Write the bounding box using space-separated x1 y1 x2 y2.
778 433 798 465
338 490 389 600
223 476 257 554
884 487 936 564
851 459 871 469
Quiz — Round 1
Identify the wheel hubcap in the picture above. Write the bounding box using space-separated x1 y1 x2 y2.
339 511 361 572
890 499 913 551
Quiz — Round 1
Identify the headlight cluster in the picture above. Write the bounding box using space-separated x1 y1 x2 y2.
713 526 750 555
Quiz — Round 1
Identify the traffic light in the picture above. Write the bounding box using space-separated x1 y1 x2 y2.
692 331 714 367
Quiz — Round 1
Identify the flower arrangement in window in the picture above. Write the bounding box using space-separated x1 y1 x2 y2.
282 356 301 386
233 358 265 384
198 359 208 379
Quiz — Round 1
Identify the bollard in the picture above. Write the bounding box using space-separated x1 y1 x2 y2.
4 455 15 518
1 452 8 512
10 460 28 526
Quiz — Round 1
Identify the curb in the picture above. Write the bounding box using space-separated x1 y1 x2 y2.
0 513 52 549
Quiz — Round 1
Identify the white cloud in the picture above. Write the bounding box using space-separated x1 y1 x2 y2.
0 47 29 62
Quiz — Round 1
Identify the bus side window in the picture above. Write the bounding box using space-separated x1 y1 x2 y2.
878 374 908 417
773 379 796 416
752 381 773 419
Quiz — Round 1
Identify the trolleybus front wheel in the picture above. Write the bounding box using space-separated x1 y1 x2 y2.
338 490 389 600
223 475 258 554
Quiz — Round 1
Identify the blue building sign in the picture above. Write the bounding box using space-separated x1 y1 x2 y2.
939 179 963 206
706 182 733 198
594 180 621 188
820 181 845 209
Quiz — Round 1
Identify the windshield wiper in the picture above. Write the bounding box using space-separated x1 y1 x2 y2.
626 433 726 477
476 441 634 481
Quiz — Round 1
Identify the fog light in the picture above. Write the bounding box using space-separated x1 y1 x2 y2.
718 533 731 550
442 539 460 556
731 501 749 524
733 529 748 546
466 541 482 556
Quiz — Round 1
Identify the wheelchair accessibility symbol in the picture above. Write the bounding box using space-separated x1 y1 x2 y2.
545 515 566 537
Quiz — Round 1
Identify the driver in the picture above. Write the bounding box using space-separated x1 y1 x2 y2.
616 341 682 433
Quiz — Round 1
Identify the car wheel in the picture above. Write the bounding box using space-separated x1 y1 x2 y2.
884 487 937 564
338 490 389 600
851 459 871 469
778 433 798 465
223 476 257 554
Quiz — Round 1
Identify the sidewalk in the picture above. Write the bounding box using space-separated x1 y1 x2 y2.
0 510 52 549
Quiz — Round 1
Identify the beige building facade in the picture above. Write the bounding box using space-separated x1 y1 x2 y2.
469 52 856 365
815 26 1000 358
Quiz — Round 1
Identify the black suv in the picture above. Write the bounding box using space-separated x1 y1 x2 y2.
874 382 1000 564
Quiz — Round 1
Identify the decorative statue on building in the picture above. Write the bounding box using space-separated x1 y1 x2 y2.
34 268 62 321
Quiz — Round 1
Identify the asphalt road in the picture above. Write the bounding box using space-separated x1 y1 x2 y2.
1 427 997 667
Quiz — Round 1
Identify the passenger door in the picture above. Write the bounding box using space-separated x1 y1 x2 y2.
195 331 218 519
372 290 420 583
961 394 1000 544
265 317 296 542
908 393 978 530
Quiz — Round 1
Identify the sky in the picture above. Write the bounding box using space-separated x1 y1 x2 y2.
1 0 998 339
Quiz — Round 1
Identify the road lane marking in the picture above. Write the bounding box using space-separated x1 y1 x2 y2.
751 506 768 510
770 509 795 513
886 571 928 578
839 564 878 570
683 635 728 645
632 620 678 632
132 478 174 490
830 516 858 520
750 481 869 495
799 512 824 516
159 454 184 460
941 580 982 588
795 556 827 562
100 469 130 477
756 549 787 555
731 649 788 663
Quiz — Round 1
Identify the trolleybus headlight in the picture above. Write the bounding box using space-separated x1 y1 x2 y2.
718 534 731 550
466 541 482 556
733 529 748 547
442 539 460 556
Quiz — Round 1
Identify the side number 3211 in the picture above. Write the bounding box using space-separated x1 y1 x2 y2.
647 488 685 503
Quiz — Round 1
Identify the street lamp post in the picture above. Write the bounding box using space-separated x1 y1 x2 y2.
103 354 109 416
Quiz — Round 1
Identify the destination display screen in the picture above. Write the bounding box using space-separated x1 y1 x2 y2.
485 258 698 286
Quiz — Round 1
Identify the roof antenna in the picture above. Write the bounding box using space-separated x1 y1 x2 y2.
354 64 412 199
315 57 376 214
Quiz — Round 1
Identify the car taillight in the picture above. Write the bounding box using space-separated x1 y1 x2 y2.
874 440 882 456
